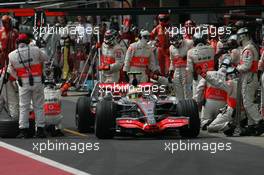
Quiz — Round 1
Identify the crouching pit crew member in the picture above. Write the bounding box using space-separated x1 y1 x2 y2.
198 67 264 136
194 60 228 130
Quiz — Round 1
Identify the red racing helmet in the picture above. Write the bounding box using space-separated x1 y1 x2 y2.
16 33 30 44
158 14 169 26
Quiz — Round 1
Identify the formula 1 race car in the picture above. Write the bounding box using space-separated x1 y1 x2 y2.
95 91 200 139
75 81 158 133
75 73 200 139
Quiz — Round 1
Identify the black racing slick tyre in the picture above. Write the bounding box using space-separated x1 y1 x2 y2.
0 113 19 138
75 96 93 133
177 99 200 138
95 100 116 139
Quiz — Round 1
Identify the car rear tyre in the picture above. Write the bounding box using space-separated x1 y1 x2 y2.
0 113 19 138
95 100 116 139
177 99 200 138
75 96 93 133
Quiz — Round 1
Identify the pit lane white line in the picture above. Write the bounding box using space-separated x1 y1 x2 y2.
0 141 91 175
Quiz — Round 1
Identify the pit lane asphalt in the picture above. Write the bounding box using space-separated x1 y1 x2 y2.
1 95 264 175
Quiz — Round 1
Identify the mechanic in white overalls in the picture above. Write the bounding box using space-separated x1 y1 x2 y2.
169 33 193 100
8 33 49 138
186 31 215 98
123 30 159 83
99 29 125 83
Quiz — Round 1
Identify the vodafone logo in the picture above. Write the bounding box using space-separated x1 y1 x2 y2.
126 120 132 123
48 104 55 110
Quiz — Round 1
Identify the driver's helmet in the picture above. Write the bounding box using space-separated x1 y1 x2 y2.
158 14 169 24
169 33 183 48
104 29 118 46
127 88 143 99
218 31 230 43
237 27 249 45
193 30 208 46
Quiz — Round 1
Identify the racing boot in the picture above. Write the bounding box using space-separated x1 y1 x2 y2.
47 125 64 137
16 128 31 139
202 122 211 131
255 119 264 136
239 125 257 136
201 120 212 131
223 123 236 137
240 118 248 128
52 129 65 137
35 127 47 138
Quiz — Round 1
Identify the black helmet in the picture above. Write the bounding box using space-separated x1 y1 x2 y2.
169 33 183 47
193 31 208 46
218 27 230 43
158 14 170 22
235 20 245 30
227 35 238 49
104 29 118 46
139 29 150 41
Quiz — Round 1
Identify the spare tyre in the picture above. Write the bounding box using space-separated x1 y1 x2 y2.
177 99 200 138
0 112 19 138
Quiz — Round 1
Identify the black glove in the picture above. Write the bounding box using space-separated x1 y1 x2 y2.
193 71 198 81
258 70 262 82
124 71 130 82
132 78 138 87
168 76 172 83
234 67 239 75
153 70 161 76
169 70 174 79
3 72 10 84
